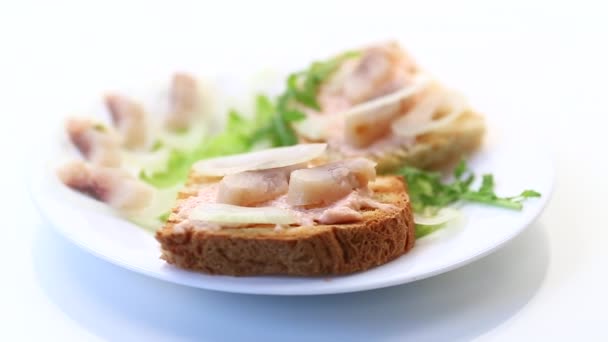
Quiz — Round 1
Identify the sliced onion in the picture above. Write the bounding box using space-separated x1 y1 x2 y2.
192 143 327 176
188 203 297 225
343 74 430 147
414 207 461 226
392 88 467 137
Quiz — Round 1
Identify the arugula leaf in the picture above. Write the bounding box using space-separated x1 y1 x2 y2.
286 74 320 110
461 188 541 210
399 160 541 213
453 159 467 179
478 174 495 194
400 166 460 214
512 190 542 200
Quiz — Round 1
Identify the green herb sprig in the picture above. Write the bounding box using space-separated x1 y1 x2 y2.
403 160 541 238
400 160 541 215
252 50 360 146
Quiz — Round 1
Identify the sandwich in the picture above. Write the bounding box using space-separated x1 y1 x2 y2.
155 144 415 276
291 42 485 173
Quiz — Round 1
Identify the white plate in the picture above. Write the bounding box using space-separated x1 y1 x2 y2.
29 79 554 296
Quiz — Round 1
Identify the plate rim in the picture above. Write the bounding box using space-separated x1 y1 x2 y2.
29 75 555 295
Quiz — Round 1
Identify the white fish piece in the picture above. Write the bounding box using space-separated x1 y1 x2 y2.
105 94 148 149
166 73 200 131
287 158 376 206
65 118 122 167
57 160 154 211
217 164 304 206
343 74 430 148
320 42 418 109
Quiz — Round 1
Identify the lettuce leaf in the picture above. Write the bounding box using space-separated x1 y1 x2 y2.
140 106 268 188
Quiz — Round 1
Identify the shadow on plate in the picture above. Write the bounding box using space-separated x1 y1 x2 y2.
33 222 550 342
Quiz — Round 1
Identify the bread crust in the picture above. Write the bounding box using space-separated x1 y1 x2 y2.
156 176 414 276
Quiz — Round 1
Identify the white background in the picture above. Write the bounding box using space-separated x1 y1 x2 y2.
1 0 607 341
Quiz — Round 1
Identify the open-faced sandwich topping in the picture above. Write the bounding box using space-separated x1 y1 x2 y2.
292 42 474 165
176 146 393 230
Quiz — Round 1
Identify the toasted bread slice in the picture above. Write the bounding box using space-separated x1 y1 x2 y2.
156 175 414 276
325 110 485 174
